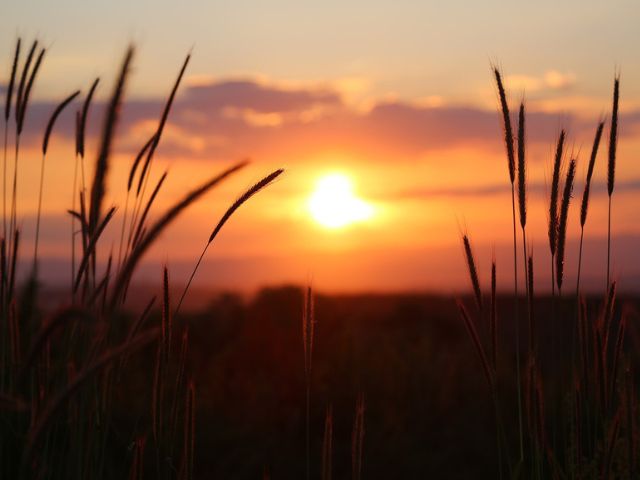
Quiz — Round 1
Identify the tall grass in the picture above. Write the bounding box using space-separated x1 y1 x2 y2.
459 70 632 478
0 42 283 479
493 67 525 461
548 129 565 299
606 75 620 289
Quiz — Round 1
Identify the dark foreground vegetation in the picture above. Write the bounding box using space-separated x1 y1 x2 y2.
1 33 638 480
50 288 640 479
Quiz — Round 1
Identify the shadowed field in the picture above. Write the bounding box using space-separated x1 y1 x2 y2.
110 287 638 479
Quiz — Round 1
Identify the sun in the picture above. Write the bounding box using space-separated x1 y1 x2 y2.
308 173 374 229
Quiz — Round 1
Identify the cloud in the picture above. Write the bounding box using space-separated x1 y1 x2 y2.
507 70 577 93
385 178 640 200
10 76 640 164
180 79 342 113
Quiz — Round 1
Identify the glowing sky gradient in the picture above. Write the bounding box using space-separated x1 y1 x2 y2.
1 1 639 293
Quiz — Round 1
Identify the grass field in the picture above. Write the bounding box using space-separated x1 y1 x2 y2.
1 36 638 479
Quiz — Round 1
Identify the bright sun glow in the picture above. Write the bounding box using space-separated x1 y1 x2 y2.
308 173 374 228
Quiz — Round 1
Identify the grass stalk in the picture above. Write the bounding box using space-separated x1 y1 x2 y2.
606 75 619 289
174 168 283 315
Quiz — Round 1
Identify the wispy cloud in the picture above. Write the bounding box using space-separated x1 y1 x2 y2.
506 70 577 93
9 75 640 163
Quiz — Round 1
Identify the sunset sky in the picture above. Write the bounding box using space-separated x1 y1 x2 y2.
1 1 639 293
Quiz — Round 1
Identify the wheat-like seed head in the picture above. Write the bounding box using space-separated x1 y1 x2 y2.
580 122 605 227
517 102 527 229
548 129 565 256
493 67 515 184
555 159 576 291
607 75 620 197
462 234 482 312
4 38 21 122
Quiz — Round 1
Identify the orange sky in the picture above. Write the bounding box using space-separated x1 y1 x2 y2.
2 2 640 293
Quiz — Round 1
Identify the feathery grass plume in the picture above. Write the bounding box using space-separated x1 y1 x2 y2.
606 75 620 288
17 47 45 135
42 91 81 156
577 121 605 295
607 76 619 197
111 160 247 306
517 101 531 318
173 167 283 314
209 168 284 244
34 90 81 266
580 122 604 228
351 393 366 480
22 328 160 472
72 78 100 279
322 405 333 480
15 39 37 127
493 67 515 183
3 38 20 239
130 54 190 273
548 130 565 257
457 300 494 392
182 381 195 480
75 108 81 156
73 206 116 292
462 234 482 312
4 38 20 121
517 102 527 229
555 159 576 292
77 77 99 160
10 43 44 249
516 105 530 453
136 54 190 197
89 46 133 234
490 259 497 369
302 285 315 480
548 129 565 299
